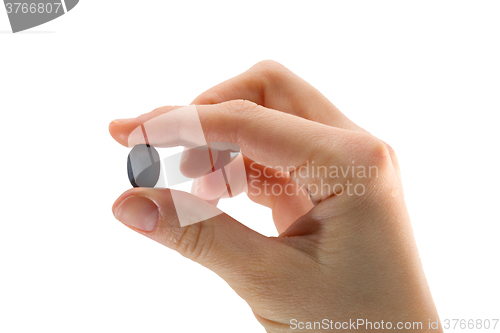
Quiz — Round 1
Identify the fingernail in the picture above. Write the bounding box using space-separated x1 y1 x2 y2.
113 196 159 232
112 118 131 124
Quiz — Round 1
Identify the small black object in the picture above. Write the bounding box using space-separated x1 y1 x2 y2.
127 144 161 188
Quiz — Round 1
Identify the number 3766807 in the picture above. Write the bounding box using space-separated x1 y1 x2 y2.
443 319 499 330
5 2 63 14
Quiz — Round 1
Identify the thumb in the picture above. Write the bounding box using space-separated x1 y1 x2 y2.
112 187 276 288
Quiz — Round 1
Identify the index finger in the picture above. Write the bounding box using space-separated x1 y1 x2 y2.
192 60 364 131
110 102 387 204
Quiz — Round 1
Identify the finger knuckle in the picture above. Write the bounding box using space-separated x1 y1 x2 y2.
383 142 398 161
252 60 289 80
254 59 284 70
364 137 393 166
174 223 215 262
222 99 260 113
346 134 392 167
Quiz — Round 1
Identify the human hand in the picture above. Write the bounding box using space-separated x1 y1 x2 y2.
110 60 441 332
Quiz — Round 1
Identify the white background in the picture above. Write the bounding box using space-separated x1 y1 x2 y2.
1 1 499 332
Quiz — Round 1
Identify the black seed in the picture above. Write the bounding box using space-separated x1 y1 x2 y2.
127 144 161 188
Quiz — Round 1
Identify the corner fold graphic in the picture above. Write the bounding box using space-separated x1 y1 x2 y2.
4 0 79 33
64 0 78 12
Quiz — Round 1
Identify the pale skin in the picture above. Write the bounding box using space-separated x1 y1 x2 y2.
110 60 442 332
